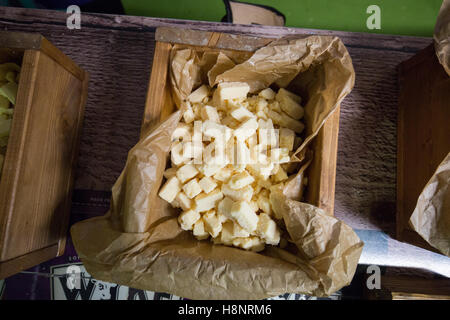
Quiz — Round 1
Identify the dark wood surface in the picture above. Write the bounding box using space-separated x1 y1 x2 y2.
0 7 438 253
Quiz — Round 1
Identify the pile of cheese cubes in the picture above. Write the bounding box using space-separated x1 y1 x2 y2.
0 63 20 174
158 81 305 252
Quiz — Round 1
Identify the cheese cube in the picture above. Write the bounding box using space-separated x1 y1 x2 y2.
182 178 202 199
211 88 227 111
203 120 232 142
257 192 272 216
270 148 290 164
182 141 202 160
281 113 304 134
267 110 304 134
246 95 258 107
176 163 199 183
194 188 224 212
234 118 258 141
183 105 195 124
258 119 278 148
235 140 250 168
193 219 209 240
249 200 259 212
199 176 217 194
232 236 265 252
255 178 272 194
219 221 234 245
256 97 268 111
192 103 202 120
196 162 225 177
218 196 235 218
256 110 268 120
163 167 177 179
230 106 254 122
232 221 250 238
217 212 229 224
269 189 284 220
178 209 201 231
273 165 288 182
213 166 234 182
277 93 304 120
172 123 191 142
221 184 253 202
158 176 181 203
271 163 280 175
218 82 250 101
222 115 240 129
201 105 220 123
171 141 189 166
176 191 193 211
249 144 266 164
229 201 259 233
259 88 276 100
228 170 255 190
256 213 280 245
188 84 209 103
276 88 302 103
247 158 274 180
247 132 258 149
279 128 295 151
171 197 181 208
233 140 250 171
202 210 222 238
269 100 281 113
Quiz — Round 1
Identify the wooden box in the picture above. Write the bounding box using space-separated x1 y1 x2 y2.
143 27 339 216
0 31 88 279
397 44 450 252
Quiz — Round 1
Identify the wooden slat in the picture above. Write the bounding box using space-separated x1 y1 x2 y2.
141 41 173 137
0 244 59 279
306 106 340 215
40 37 86 81
0 31 42 50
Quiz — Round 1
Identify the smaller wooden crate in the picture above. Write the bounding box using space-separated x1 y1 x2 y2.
397 44 450 253
0 31 88 279
143 27 339 216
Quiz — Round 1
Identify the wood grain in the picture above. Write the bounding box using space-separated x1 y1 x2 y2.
305 106 340 215
0 31 88 277
141 41 173 137
397 44 450 252
0 7 433 243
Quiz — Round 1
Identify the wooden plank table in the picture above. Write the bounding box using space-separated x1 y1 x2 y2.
0 6 449 284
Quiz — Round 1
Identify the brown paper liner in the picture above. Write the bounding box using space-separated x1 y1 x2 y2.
71 35 363 299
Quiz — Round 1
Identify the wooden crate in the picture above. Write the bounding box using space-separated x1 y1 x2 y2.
397 44 450 253
143 27 339 216
0 31 88 279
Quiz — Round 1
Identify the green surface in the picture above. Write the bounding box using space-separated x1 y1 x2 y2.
122 0 443 37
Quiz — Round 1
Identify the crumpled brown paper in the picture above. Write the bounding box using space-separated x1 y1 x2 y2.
434 0 450 76
71 35 363 300
410 152 450 257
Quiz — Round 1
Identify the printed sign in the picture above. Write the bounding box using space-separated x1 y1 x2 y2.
50 263 183 300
